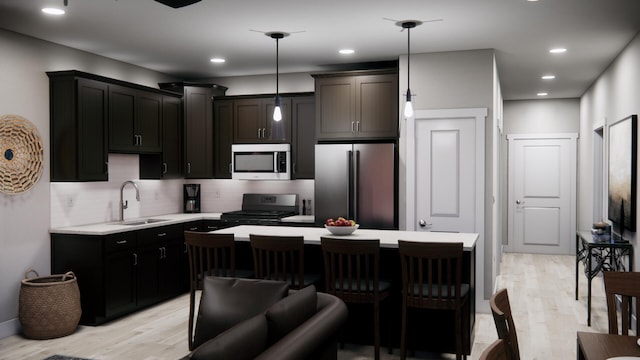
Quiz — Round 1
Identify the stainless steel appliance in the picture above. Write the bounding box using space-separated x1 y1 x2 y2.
314 143 397 229
221 193 299 225
231 144 291 180
183 184 201 213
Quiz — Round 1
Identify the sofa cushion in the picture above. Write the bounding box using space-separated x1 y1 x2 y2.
188 313 269 360
265 284 318 345
193 277 289 349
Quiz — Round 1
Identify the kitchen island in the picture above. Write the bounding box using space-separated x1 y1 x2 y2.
212 225 478 356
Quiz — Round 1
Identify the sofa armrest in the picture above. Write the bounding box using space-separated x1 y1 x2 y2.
255 292 348 360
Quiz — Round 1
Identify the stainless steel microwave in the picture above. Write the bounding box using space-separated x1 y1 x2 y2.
231 144 291 180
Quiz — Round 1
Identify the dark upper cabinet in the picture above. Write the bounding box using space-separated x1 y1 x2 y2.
109 85 162 153
48 73 108 181
291 96 315 179
139 95 183 179
184 85 214 178
233 98 291 143
214 100 233 178
314 71 398 140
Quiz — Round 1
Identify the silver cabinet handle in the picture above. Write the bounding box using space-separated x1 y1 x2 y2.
163 163 167 174
187 162 191 174
257 128 261 138
133 253 138 266
157 232 167 237
263 128 267 139
351 121 355 132
116 240 127 244
356 121 360 132
138 135 142 146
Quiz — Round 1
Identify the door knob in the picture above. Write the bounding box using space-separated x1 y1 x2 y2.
419 219 432 227
516 200 524 205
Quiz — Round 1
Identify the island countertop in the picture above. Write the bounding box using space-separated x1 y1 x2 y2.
212 225 478 250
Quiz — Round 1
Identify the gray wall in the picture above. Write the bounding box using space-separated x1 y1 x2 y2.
0 29 179 337
579 32 640 270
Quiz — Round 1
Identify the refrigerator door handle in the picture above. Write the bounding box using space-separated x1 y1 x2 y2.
348 150 354 220
353 150 360 222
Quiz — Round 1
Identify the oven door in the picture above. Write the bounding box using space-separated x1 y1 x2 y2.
231 144 290 180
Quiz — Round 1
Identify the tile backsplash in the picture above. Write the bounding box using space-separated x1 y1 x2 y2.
50 154 314 228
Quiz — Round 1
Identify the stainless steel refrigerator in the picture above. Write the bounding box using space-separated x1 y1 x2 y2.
314 143 397 229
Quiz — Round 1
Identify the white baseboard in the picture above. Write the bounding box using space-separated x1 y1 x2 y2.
0 318 20 339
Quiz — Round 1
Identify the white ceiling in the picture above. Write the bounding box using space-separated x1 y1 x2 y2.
1 0 639 100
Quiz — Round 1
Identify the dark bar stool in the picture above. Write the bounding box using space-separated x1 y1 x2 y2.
398 240 469 360
490 288 520 360
183 231 252 350
249 234 321 289
320 237 391 360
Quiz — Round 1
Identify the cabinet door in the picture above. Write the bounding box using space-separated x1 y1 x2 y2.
355 74 398 138
76 78 109 181
105 249 137 318
136 245 162 308
109 84 137 152
162 96 183 177
136 91 162 153
233 98 263 143
264 98 291 143
214 100 233 178
315 77 356 140
159 239 184 298
184 86 214 178
291 96 315 179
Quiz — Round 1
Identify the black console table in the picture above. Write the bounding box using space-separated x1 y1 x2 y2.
575 230 633 326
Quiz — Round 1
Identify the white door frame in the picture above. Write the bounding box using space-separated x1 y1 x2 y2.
505 133 578 255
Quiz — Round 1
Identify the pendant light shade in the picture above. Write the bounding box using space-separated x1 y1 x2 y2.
397 20 422 118
267 32 288 122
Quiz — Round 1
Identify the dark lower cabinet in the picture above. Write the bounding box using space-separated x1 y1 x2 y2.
51 223 187 325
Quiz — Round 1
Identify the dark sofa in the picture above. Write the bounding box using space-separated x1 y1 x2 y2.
182 277 348 360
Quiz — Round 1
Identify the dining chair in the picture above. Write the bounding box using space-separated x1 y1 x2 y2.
479 339 509 360
249 234 321 289
398 240 469 360
489 288 520 360
603 271 640 335
183 231 252 350
320 237 391 360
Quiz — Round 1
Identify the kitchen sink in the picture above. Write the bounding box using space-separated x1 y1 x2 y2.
117 218 169 226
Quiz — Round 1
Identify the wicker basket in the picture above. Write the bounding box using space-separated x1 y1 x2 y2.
19 269 82 339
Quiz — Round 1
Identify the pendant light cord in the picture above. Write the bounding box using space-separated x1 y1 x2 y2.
276 37 279 97
407 26 410 97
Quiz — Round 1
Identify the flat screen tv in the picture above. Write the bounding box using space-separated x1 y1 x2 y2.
608 114 637 239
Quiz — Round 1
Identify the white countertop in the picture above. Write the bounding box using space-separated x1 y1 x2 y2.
212 225 478 250
49 213 222 235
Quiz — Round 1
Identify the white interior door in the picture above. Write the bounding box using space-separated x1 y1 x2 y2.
507 134 577 254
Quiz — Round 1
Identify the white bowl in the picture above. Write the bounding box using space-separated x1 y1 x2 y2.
324 224 359 235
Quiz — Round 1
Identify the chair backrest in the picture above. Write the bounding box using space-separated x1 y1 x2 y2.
250 234 305 289
184 231 237 290
479 339 509 360
320 237 381 303
603 271 640 335
397 240 465 309
490 288 520 360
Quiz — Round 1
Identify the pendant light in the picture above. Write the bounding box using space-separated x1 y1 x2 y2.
267 32 289 122
397 20 422 118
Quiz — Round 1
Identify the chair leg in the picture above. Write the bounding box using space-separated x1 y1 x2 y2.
374 300 380 360
400 302 407 360
455 308 462 360
188 289 195 351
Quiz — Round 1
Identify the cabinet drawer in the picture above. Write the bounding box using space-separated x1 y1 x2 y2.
138 224 183 246
105 233 137 253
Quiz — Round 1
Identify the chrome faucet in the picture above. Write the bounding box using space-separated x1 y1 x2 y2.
119 180 140 221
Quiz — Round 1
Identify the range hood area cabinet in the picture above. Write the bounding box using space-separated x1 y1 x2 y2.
313 70 398 140
213 93 315 179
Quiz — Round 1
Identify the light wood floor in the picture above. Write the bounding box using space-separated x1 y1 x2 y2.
0 253 608 360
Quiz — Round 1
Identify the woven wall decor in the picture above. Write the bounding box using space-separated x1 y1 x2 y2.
0 114 44 195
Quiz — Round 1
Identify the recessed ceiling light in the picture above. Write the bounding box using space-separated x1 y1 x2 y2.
549 48 567 54
527 0 539 2
42 7 65 15
541 75 556 80
210 58 225 63
537 92 549 96
339 49 355 55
